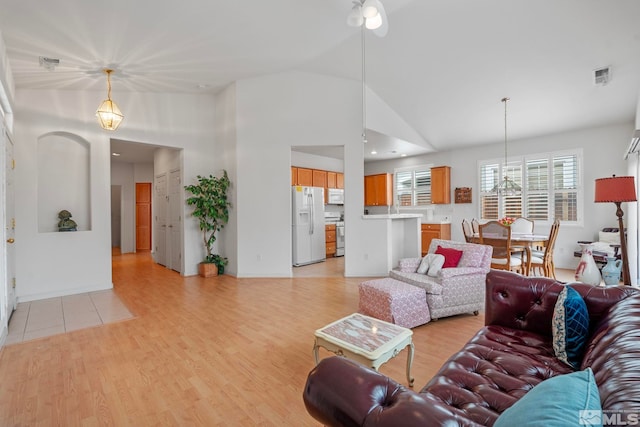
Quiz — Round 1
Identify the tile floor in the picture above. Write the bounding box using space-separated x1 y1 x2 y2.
5 289 133 345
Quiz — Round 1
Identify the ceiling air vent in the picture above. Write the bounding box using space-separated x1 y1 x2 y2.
593 66 610 86
39 56 59 71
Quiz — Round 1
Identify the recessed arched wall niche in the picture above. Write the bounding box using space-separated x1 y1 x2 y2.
37 132 91 233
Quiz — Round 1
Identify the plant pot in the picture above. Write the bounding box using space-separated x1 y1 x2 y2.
198 262 218 278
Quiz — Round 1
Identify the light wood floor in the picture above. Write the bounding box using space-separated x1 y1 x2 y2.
0 253 571 426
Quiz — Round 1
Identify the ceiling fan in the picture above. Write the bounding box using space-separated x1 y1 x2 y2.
347 0 388 37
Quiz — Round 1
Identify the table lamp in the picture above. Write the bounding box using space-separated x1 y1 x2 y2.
594 175 637 285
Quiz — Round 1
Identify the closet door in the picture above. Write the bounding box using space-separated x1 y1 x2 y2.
136 183 152 251
168 169 182 273
154 173 167 266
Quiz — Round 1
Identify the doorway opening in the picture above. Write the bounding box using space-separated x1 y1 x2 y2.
110 139 182 274
291 145 345 278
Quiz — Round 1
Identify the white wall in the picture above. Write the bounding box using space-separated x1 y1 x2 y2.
232 72 361 277
0 32 13 346
13 89 216 300
228 71 422 277
213 83 238 276
291 151 344 172
110 162 135 253
366 121 634 270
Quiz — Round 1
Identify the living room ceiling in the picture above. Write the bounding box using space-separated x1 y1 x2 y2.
1 0 639 157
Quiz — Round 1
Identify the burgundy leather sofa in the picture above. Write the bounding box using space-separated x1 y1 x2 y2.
303 270 640 426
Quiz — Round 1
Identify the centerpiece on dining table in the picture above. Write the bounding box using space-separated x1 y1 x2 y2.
499 216 515 226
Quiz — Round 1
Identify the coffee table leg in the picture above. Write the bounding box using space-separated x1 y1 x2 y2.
406 342 415 387
313 339 320 365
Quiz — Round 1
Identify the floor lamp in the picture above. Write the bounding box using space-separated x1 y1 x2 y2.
594 175 637 285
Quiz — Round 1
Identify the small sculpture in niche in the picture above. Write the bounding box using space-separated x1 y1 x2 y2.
57 210 78 232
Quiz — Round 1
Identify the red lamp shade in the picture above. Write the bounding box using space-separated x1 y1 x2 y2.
594 176 637 203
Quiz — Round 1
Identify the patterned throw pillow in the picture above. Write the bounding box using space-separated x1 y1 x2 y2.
426 254 445 277
552 286 590 369
416 254 445 277
435 246 463 268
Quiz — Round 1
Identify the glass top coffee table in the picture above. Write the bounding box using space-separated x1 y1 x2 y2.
313 312 414 387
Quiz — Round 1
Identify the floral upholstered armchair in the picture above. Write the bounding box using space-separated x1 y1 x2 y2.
389 239 493 319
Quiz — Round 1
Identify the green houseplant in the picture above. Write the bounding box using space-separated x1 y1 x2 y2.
185 170 231 276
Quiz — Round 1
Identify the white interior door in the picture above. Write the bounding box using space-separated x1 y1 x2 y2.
154 173 167 266
168 169 182 273
4 127 15 314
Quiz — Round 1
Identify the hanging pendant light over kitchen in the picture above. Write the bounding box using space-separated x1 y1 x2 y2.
491 97 521 196
96 69 124 131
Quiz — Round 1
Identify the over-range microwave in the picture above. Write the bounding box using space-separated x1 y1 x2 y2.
327 188 344 205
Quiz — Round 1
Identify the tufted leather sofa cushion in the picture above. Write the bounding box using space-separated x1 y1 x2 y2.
303 270 640 427
419 325 573 425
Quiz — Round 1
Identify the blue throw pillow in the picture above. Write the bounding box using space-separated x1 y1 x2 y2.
494 368 601 427
552 285 590 369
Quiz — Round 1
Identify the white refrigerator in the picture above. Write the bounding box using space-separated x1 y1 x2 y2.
292 186 326 266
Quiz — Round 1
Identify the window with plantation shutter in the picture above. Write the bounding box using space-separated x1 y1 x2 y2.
526 158 549 221
479 163 499 219
415 170 431 205
504 162 523 217
478 149 582 224
553 154 579 222
394 165 431 206
395 170 413 206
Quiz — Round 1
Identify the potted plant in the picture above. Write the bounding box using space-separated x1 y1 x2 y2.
185 170 231 277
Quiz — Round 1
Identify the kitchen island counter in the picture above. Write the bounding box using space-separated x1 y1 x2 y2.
357 214 421 275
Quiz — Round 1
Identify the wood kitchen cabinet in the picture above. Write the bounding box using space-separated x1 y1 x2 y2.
313 169 327 188
327 172 337 189
292 166 344 204
431 166 451 204
364 173 392 206
325 224 336 258
421 223 452 256
295 167 313 186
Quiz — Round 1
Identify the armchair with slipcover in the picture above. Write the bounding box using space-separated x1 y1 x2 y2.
389 239 492 320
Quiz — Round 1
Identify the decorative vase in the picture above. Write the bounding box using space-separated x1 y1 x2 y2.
601 256 622 287
575 243 601 286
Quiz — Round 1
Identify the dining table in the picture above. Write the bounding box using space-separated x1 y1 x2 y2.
471 232 549 276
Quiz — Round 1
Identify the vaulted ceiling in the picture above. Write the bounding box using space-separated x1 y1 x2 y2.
1 0 639 160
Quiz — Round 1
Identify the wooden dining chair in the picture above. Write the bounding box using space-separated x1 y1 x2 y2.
461 219 473 243
478 220 523 273
510 216 534 258
529 219 560 278
511 217 534 234
471 218 480 234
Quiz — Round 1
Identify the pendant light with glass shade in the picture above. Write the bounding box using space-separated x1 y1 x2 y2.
491 97 521 196
96 69 124 131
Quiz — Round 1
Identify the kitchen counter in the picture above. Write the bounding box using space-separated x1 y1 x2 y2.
361 213 423 220
358 213 421 276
